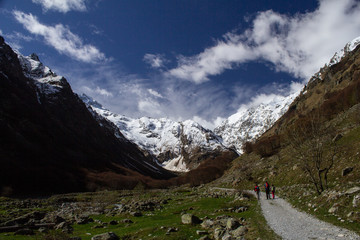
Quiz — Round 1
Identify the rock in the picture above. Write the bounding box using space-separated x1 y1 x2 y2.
332 133 343 142
226 218 240 230
346 187 360 195
166 227 178 234
130 211 142 217
201 219 214 229
109 220 118 225
214 227 226 240
91 232 119 240
38 227 49 233
328 206 339 214
231 226 248 237
196 230 208 235
76 216 94 224
198 236 211 240
353 195 360 208
121 219 133 224
14 228 34 235
342 167 354 176
55 221 73 234
181 214 201 225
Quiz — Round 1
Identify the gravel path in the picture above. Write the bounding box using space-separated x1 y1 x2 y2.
259 193 360 240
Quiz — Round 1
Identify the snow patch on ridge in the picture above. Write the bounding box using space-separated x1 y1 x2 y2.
17 53 65 96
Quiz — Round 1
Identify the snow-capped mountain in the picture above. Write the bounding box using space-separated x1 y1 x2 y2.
80 94 229 172
214 92 298 153
328 36 360 67
215 36 360 153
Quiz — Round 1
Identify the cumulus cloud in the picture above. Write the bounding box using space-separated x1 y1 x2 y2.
32 0 87 13
168 0 360 83
143 53 168 69
13 11 106 63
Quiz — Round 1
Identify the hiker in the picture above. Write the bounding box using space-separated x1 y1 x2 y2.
272 185 276 199
254 184 260 200
264 181 271 199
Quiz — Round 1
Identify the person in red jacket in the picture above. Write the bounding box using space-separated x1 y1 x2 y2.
272 185 276 199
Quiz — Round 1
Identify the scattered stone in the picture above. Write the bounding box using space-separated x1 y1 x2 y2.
38 227 49 233
166 227 178 234
76 216 94 225
196 230 208 235
342 167 354 176
55 221 73 234
121 219 133 224
201 219 214 229
345 186 360 195
213 227 226 240
198 236 211 240
328 206 338 214
109 220 118 225
332 133 343 142
353 195 360 207
231 226 248 237
226 218 240 230
91 232 119 240
130 211 142 217
181 214 201 225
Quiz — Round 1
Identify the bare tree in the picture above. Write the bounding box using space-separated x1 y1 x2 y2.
286 111 339 195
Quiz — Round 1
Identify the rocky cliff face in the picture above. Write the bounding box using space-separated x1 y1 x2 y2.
0 36 173 196
80 95 232 172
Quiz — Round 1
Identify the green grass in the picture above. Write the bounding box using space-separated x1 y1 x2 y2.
0 188 281 240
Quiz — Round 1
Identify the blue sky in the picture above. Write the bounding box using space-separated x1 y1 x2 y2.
1 0 360 129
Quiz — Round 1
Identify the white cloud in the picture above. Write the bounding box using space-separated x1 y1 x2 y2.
143 53 167 69
32 0 87 13
13 11 106 63
138 99 162 116
95 86 113 97
168 0 360 83
148 89 163 98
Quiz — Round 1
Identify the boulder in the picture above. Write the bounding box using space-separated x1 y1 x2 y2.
346 187 360 195
181 214 201 225
226 218 240 230
213 227 226 240
353 195 360 208
91 232 119 240
231 226 248 237
201 219 214 229
328 206 339 214
342 167 354 176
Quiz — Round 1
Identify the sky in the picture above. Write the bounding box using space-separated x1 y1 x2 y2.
1 0 360 129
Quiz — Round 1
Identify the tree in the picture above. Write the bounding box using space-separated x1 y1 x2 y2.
286 111 339 195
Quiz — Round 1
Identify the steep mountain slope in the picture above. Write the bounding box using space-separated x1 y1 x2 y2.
80 95 231 172
216 36 360 192
213 37 360 231
0 36 173 196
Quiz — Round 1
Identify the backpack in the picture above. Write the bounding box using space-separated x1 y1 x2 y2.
254 186 259 192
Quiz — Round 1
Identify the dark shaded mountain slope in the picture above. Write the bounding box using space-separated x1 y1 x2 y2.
0 36 174 196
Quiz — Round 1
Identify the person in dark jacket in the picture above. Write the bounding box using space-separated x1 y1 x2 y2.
254 184 260 200
264 181 270 199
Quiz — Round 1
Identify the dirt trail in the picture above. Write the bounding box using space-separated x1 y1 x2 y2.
258 193 360 240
